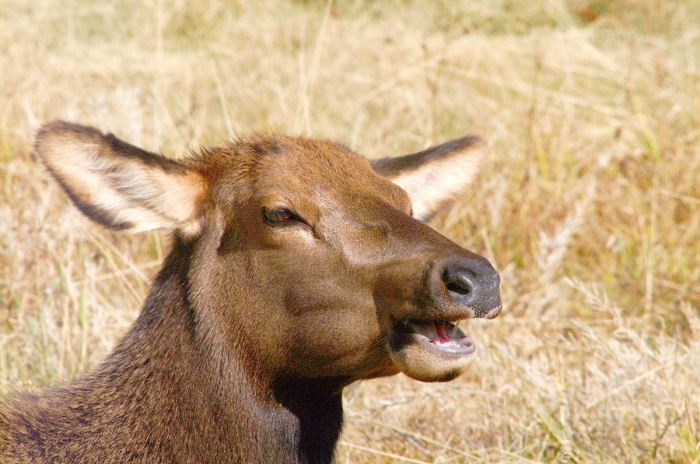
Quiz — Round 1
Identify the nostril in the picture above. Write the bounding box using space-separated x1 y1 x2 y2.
442 269 473 296
434 255 501 318
442 267 479 302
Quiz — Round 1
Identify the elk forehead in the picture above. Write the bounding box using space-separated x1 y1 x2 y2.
224 134 412 216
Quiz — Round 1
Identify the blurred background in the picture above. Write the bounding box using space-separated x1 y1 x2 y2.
1 0 699 462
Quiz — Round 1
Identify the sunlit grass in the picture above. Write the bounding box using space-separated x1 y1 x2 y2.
1 0 699 462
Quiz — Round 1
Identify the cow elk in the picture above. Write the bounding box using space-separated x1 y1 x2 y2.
0 121 501 463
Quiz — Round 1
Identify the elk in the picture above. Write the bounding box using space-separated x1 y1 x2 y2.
0 121 501 463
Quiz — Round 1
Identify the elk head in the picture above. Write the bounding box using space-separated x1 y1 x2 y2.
35 122 501 386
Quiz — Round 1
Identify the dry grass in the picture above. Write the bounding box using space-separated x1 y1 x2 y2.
2 0 700 462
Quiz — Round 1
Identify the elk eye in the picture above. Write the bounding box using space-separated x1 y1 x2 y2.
262 207 303 226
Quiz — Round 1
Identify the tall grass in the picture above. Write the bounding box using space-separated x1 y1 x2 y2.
1 0 699 462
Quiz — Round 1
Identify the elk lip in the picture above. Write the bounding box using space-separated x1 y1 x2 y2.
397 319 475 356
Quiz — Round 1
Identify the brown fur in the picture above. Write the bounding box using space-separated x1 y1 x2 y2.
0 121 501 463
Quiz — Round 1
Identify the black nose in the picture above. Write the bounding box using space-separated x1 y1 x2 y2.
440 256 501 318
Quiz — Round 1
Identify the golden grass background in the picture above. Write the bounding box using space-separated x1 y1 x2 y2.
1 0 700 462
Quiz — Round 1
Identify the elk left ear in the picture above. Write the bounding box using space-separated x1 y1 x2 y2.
372 136 487 222
34 121 207 237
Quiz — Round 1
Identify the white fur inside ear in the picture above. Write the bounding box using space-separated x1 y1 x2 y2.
37 124 206 236
104 162 205 235
391 143 485 222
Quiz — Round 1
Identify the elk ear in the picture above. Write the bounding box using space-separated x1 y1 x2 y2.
372 136 486 222
34 121 207 237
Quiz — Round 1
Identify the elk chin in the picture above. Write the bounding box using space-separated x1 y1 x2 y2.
387 320 476 382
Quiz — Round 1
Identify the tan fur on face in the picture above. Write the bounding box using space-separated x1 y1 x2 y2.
389 343 474 382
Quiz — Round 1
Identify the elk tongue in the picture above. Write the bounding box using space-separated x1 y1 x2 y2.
433 321 454 345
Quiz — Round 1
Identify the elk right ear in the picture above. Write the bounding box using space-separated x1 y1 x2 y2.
34 121 207 237
372 136 487 222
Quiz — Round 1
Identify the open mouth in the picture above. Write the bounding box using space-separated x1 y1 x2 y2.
397 319 475 356
387 316 478 382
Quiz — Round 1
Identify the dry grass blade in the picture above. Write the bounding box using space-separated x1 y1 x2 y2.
585 351 693 410
2 0 700 462
338 442 433 464
345 411 482 461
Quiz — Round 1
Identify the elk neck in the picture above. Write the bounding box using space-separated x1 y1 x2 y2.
91 236 346 463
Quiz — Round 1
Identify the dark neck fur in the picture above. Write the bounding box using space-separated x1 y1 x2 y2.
92 238 346 463
273 377 346 464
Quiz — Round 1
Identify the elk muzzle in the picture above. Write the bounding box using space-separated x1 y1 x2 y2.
386 253 501 382
439 255 501 319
